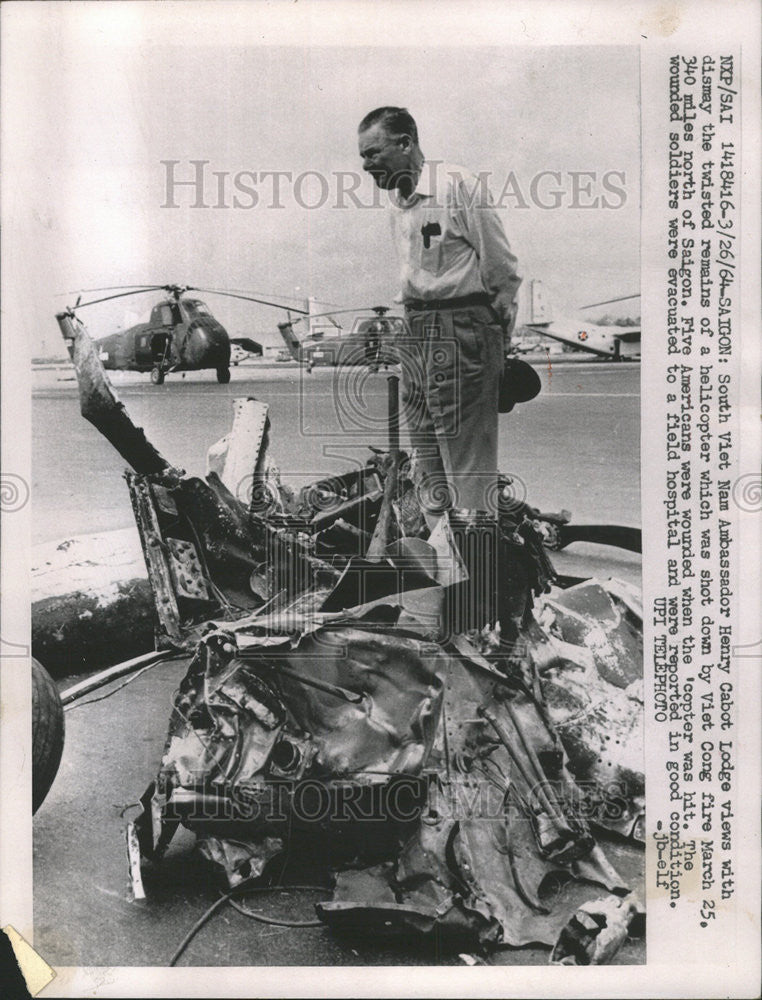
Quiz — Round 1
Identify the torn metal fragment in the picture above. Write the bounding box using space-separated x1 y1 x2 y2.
56 310 173 475
549 894 641 965
125 822 146 901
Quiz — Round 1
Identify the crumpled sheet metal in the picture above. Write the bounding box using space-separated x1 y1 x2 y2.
317 819 503 952
550 893 644 965
161 627 446 791
63 311 643 960
436 636 596 868
197 835 284 887
318 807 628 952
539 578 642 689
136 614 637 954
533 579 645 840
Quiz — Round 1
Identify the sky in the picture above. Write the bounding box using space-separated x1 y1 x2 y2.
4 5 640 356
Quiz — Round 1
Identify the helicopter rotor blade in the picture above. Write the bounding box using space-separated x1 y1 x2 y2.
71 288 165 310
190 286 331 306
229 337 263 354
190 288 310 314
58 284 167 297
290 306 383 324
62 282 359 318
579 293 641 310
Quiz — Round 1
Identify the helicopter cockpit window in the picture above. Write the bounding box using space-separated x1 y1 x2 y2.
158 305 173 326
183 300 212 317
351 317 405 337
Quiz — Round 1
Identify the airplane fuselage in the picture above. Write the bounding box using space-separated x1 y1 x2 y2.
525 317 640 360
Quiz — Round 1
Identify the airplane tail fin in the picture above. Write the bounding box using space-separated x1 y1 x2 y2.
308 295 342 339
527 279 553 325
277 319 302 361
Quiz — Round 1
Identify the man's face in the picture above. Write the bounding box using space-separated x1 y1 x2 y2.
358 123 413 190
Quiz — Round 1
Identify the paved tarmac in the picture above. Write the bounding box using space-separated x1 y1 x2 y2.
32 360 640 544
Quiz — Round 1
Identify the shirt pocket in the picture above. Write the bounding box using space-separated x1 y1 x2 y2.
417 210 446 275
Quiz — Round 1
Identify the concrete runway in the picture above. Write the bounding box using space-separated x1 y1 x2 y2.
32 359 644 968
33 360 640 544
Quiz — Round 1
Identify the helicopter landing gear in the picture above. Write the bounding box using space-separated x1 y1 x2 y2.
216 366 231 384
150 366 165 385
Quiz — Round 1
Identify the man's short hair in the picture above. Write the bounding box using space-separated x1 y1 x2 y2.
358 106 419 144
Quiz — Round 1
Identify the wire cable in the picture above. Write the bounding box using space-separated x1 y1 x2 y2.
227 897 323 928
168 883 330 966
64 659 178 711
168 896 229 967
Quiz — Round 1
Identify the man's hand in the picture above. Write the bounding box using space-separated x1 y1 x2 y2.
501 301 518 356
503 301 518 337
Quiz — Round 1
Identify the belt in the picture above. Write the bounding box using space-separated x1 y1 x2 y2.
404 292 492 312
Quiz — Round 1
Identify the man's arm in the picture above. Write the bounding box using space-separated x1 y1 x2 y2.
455 174 522 339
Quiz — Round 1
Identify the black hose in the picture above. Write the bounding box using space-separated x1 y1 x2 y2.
169 883 330 966
227 898 323 927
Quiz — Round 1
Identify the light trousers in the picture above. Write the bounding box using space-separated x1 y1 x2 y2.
399 304 503 515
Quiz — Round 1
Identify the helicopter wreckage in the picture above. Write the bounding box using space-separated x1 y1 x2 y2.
56 309 644 964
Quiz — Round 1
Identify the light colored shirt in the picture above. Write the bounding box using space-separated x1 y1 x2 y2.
389 160 521 329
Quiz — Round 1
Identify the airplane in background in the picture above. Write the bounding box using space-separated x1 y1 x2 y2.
522 280 640 361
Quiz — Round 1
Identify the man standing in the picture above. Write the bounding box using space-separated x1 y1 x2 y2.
357 107 521 525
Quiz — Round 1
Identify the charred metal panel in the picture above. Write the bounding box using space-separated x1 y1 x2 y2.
56 311 171 475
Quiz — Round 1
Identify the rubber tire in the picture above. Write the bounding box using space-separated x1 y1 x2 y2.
150 367 165 385
32 658 65 814
216 366 231 384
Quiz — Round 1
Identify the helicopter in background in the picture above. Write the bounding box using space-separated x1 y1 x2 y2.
277 305 403 369
56 284 308 384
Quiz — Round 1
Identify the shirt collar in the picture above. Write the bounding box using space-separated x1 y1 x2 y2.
413 160 438 197
391 159 437 207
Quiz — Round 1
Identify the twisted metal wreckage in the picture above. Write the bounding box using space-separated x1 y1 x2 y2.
57 310 645 964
